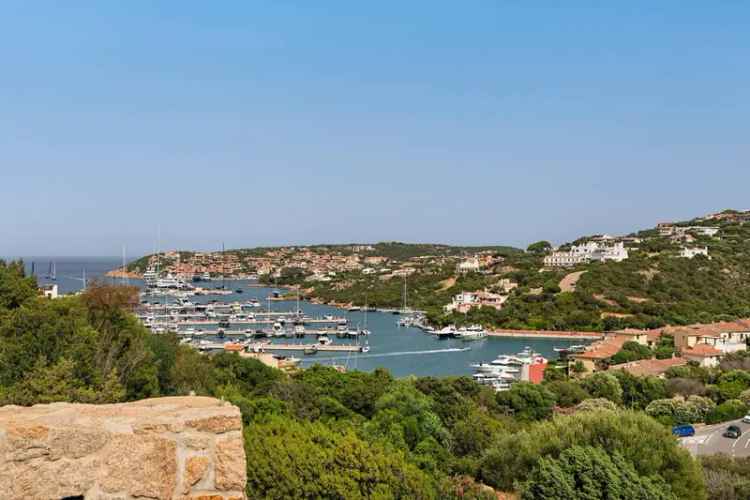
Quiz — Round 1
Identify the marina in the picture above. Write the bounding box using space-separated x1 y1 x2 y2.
25 258 592 378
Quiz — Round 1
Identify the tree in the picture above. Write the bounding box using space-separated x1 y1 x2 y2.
521 446 676 500
496 382 556 421
716 370 750 401
244 416 438 499
610 341 654 365
580 373 623 405
706 400 749 424
480 410 706 500
0 260 38 310
543 380 589 408
527 241 552 254
612 371 667 409
645 397 715 426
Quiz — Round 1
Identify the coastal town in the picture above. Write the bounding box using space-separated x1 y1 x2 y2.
6 4 750 498
113 209 750 334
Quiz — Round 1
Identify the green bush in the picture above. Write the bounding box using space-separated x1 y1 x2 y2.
496 382 556 421
706 399 748 424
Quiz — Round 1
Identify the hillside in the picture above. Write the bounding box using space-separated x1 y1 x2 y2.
122 210 750 332
0 262 716 499
294 210 750 331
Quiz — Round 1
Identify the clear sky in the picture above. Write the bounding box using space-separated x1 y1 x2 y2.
2 2 748 257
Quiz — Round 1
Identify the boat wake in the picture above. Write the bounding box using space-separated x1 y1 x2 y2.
309 347 471 363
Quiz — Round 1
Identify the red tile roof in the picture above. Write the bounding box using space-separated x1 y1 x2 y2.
574 334 628 360
609 357 687 377
683 343 723 357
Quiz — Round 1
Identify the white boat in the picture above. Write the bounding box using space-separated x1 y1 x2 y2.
455 325 487 340
433 325 456 338
156 274 188 289
470 348 548 391
143 267 158 288
318 335 332 346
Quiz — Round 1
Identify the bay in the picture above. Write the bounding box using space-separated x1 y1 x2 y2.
10 256 588 377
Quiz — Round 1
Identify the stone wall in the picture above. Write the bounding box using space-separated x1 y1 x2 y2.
0 396 246 500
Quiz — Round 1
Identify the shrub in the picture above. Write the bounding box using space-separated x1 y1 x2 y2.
544 380 589 408
576 398 617 412
706 399 748 425
580 373 623 405
496 382 556 421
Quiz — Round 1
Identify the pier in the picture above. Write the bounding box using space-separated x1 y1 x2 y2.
260 343 365 352
487 329 603 340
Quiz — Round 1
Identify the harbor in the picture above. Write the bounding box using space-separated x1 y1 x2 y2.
27 258 593 378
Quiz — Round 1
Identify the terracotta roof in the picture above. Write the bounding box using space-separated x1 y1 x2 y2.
609 357 687 377
683 343 723 357
615 327 665 343
574 334 627 360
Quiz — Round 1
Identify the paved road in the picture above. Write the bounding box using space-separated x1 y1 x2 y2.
680 419 750 457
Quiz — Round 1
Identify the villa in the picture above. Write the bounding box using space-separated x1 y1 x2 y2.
544 241 629 268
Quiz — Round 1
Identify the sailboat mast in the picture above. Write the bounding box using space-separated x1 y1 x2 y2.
221 242 226 290
122 245 129 286
402 276 407 312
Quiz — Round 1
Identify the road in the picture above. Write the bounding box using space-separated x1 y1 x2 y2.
680 419 750 457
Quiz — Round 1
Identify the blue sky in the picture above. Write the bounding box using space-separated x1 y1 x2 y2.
2 2 748 256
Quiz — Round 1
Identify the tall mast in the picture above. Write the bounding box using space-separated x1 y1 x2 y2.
402 276 407 312
122 245 129 286
156 224 161 277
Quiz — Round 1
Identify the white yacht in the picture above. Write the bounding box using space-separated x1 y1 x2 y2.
433 325 456 339
156 274 186 289
455 325 487 341
143 267 158 288
470 348 548 391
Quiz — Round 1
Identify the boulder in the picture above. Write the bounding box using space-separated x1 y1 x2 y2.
0 396 246 500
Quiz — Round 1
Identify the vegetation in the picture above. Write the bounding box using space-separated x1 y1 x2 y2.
3 259 746 499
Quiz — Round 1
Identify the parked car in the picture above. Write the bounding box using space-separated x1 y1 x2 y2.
672 425 696 437
723 425 742 439
742 414 750 424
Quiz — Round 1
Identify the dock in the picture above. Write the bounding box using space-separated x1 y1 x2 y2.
487 329 603 340
172 328 355 337
194 342 364 352
261 343 365 352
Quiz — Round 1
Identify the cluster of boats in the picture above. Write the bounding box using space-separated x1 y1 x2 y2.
470 348 548 392
426 324 488 341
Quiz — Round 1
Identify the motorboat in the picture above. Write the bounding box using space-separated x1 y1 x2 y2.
455 325 487 341
433 325 456 339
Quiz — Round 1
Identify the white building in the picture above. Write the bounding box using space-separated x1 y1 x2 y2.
543 242 628 267
444 291 478 313
41 284 59 299
444 290 509 313
457 257 481 274
680 247 709 259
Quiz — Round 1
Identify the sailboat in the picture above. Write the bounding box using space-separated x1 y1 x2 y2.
361 296 371 336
